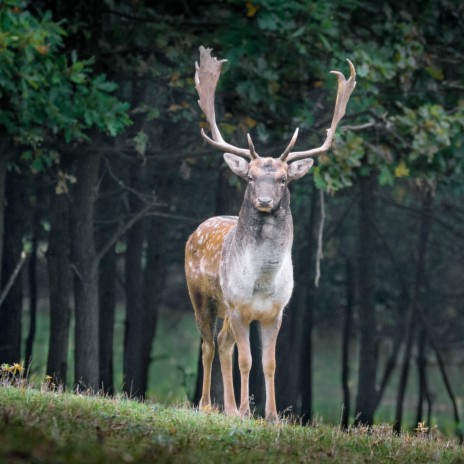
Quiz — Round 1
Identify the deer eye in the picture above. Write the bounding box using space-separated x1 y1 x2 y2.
248 175 253 183
281 177 287 185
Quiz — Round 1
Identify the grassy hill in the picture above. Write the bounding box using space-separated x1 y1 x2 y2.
0 385 463 463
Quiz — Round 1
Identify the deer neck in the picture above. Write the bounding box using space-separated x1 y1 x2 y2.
232 188 293 269
220 188 294 309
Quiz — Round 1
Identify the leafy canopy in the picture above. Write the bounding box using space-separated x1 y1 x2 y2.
0 0 131 156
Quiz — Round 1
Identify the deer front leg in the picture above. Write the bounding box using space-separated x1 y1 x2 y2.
261 316 282 422
218 319 238 416
229 312 252 418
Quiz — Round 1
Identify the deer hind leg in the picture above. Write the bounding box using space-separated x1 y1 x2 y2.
199 336 215 411
260 316 282 422
217 317 238 416
191 291 217 411
229 312 252 418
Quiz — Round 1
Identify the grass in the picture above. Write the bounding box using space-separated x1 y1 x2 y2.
0 384 463 464
22 306 463 436
1 384 464 464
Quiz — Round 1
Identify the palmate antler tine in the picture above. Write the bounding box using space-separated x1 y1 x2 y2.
285 59 356 163
196 46 255 159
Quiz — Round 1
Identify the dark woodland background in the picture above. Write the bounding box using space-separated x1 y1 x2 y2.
0 0 463 436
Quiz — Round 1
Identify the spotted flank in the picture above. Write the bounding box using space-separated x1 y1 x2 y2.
185 216 237 282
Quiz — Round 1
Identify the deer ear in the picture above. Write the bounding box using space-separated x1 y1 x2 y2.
287 159 314 181
223 153 249 178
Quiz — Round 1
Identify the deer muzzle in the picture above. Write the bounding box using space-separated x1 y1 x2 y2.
256 197 274 212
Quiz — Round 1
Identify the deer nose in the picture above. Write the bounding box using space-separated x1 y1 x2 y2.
257 197 273 207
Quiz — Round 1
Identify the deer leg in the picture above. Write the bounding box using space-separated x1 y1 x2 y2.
199 336 215 410
229 313 252 418
218 318 238 416
260 316 282 422
191 292 216 411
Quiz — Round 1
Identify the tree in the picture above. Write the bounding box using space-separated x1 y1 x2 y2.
0 1 131 380
308 0 464 428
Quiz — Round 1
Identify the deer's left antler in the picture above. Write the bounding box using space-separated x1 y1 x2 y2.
280 60 356 162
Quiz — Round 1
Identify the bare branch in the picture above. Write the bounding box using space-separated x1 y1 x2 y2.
314 189 325 287
341 120 376 131
95 202 154 264
103 157 164 208
0 251 27 307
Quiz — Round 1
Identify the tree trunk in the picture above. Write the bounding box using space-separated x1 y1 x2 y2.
98 239 116 395
72 151 100 391
374 290 408 411
341 259 354 430
46 191 72 386
141 217 167 396
96 162 119 396
123 158 147 398
415 327 431 428
295 184 319 424
354 174 378 426
25 208 41 370
0 170 24 365
0 147 10 287
393 191 432 434
419 310 463 442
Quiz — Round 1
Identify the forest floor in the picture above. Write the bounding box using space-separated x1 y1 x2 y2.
1 385 463 463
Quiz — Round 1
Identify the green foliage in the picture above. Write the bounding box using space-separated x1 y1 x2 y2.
309 0 464 192
313 132 365 193
0 0 131 166
1 386 464 463
391 103 464 180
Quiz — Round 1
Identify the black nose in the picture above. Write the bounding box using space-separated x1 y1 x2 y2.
258 197 272 206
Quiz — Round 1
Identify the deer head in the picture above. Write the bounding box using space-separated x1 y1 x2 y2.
195 46 357 211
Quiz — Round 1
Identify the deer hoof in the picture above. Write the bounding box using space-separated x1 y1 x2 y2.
200 403 213 413
265 413 280 424
239 407 252 419
224 407 239 417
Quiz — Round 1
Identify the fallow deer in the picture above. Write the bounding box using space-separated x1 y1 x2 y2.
185 46 356 421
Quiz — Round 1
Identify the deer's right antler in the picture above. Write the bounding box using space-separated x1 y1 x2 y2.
195 46 258 160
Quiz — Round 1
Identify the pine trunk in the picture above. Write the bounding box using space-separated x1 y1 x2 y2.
46 192 72 386
0 171 24 365
141 217 167 397
72 151 100 391
296 185 319 424
123 159 147 398
25 208 40 370
393 191 432 434
354 174 378 426
341 259 355 429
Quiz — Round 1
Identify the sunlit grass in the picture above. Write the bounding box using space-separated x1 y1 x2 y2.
21 306 463 435
1 384 463 464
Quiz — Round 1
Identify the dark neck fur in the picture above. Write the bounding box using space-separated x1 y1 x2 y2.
235 188 293 247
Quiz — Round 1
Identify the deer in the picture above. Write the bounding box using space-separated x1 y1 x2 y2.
185 46 356 422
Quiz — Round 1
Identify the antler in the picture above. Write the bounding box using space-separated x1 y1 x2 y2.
195 46 258 160
281 60 356 163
